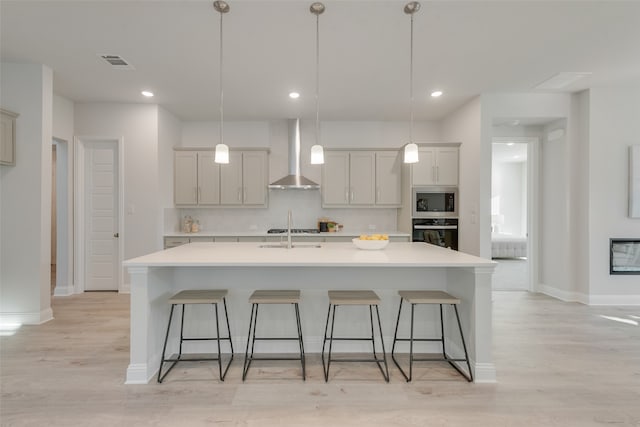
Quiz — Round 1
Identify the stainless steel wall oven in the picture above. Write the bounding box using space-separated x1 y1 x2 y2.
412 218 459 250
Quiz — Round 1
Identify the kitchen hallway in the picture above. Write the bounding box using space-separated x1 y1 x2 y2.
1 292 639 426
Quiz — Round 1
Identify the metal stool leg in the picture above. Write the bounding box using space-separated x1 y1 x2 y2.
294 303 306 380
374 305 390 382
242 303 258 381
158 304 176 383
322 304 337 382
321 303 332 381
453 304 473 382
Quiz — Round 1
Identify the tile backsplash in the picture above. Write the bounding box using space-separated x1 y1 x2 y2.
164 190 398 233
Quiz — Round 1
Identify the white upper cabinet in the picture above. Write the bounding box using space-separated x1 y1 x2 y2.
411 146 459 186
174 151 199 205
375 151 401 206
322 151 350 205
220 150 268 206
197 151 220 205
348 151 376 205
175 149 267 207
322 150 400 208
241 150 268 206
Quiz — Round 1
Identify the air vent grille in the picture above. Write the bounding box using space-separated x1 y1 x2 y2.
98 54 135 70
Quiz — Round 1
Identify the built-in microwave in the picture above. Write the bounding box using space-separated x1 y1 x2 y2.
413 187 458 218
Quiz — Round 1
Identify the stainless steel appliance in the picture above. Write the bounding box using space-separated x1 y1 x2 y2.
413 187 458 218
412 218 458 250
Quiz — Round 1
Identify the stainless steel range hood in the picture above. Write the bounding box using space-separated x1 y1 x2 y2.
268 119 320 190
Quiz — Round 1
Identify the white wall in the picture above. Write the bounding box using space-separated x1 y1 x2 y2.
492 160 526 236
169 119 440 233
74 104 162 289
52 94 74 296
0 63 53 325
588 83 640 303
440 96 483 256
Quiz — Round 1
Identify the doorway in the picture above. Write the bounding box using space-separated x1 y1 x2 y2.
74 137 124 292
52 138 74 296
491 136 539 291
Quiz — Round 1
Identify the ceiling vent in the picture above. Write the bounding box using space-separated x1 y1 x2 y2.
98 54 135 70
535 72 591 91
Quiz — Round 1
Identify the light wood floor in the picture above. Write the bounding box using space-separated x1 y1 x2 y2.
1 292 639 426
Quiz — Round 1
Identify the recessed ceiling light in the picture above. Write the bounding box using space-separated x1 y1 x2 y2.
289 92 300 99
141 90 154 98
430 90 443 98
506 142 515 146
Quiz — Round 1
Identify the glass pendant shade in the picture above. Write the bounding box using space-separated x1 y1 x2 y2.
310 144 324 164
214 143 229 164
404 143 419 163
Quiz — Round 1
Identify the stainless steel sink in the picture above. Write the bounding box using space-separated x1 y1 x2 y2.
258 244 321 249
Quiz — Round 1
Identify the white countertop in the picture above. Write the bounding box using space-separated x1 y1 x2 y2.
124 241 495 268
164 231 410 238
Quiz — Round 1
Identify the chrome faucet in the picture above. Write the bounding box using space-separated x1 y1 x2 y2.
287 209 293 249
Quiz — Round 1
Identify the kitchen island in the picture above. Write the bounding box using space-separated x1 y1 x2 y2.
123 242 496 384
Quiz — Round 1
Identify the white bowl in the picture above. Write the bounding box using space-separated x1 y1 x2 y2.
352 238 389 250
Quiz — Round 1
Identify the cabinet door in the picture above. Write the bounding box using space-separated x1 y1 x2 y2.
220 151 243 205
411 148 436 186
435 147 459 186
322 151 350 206
174 151 198 205
242 151 267 206
349 151 375 205
375 151 401 206
197 152 220 205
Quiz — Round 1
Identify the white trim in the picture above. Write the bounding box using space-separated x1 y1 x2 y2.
588 294 640 306
539 283 640 306
491 136 540 293
53 284 75 297
0 308 54 325
74 136 125 293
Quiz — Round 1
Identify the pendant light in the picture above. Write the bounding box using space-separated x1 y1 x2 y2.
214 1 230 164
403 1 420 164
310 2 325 165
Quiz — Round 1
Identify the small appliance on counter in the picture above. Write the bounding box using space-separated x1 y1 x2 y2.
317 217 341 232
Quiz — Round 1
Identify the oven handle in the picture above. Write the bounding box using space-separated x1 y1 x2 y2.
413 225 458 230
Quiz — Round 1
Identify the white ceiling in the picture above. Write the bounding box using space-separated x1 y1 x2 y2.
2 1 640 122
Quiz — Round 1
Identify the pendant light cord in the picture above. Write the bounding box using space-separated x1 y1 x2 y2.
315 11 320 149
219 9 224 146
409 10 414 144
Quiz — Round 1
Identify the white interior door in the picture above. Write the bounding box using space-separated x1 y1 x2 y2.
84 141 119 291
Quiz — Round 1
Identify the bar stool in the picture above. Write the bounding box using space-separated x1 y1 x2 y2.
157 289 234 383
322 290 389 382
391 290 473 382
242 290 305 381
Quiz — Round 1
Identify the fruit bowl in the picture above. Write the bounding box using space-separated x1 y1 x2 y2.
352 237 389 250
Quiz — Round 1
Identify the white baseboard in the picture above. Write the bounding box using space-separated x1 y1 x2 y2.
537 283 640 306
0 307 54 325
53 284 75 297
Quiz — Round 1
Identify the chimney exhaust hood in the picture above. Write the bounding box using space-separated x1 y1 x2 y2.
268 119 320 190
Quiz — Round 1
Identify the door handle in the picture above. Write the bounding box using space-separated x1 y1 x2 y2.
113 233 119 238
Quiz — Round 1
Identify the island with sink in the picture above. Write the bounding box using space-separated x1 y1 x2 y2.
123 240 496 384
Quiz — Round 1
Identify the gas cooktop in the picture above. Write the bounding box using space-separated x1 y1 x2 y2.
267 228 320 234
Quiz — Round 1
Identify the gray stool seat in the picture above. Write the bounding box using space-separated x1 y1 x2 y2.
322 290 389 382
328 290 380 305
249 290 300 304
398 290 460 305
243 290 305 381
392 290 473 382
169 289 228 304
158 289 234 383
